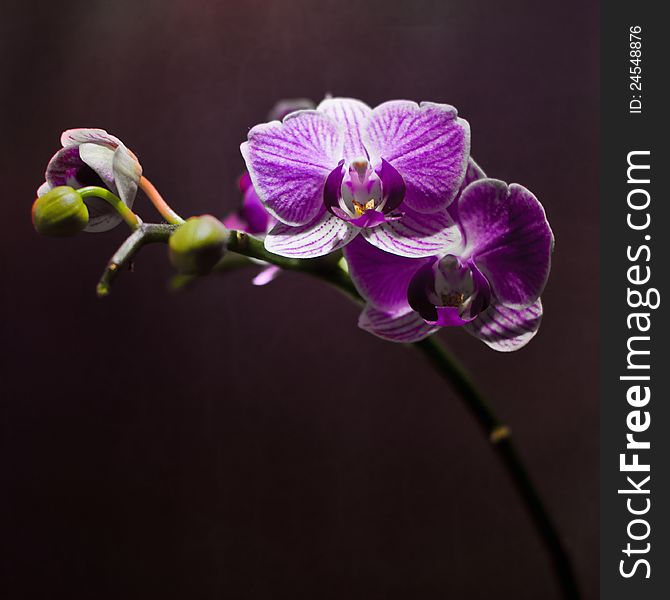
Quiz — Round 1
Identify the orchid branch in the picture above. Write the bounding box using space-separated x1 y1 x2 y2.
138 176 186 225
96 223 179 297
94 222 579 599
413 337 580 600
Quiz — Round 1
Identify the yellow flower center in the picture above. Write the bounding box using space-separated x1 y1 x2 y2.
441 291 466 307
352 199 376 216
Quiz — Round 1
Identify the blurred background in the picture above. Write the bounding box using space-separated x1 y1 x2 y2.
0 1 598 598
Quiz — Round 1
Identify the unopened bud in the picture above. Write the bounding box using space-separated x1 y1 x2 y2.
168 215 228 275
32 186 89 237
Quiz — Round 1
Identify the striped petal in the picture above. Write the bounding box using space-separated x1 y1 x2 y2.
459 179 554 308
264 212 358 258
465 299 543 352
344 237 430 312
78 144 141 232
359 305 438 343
111 145 142 207
362 207 462 258
317 97 372 161
241 111 344 226
448 157 486 225
363 101 470 213
60 128 123 149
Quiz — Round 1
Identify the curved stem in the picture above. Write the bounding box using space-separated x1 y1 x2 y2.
139 176 185 225
226 230 361 301
94 224 580 599
78 186 142 231
413 337 580 600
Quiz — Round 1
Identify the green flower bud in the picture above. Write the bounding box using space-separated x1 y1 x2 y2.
168 215 229 275
32 186 89 237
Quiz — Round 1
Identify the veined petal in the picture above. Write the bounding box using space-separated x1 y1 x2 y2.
362 207 462 258
46 132 142 233
344 237 430 312
111 145 142 207
241 111 344 226
359 304 438 343
459 179 554 308
463 157 486 188
317 97 372 161
45 145 120 232
78 144 132 233
264 212 358 258
465 299 543 352
45 146 85 187
224 180 275 236
60 128 123 149
78 143 117 188
363 100 470 213
448 158 486 224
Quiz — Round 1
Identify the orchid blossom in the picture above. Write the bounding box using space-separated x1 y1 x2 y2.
344 178 554 351
241 98 470 258
37 128 142 232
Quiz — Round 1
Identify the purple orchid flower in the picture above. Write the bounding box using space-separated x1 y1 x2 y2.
223 173 281 286
343 178 554 351
240 98 470 259
223 172 277 236
224 99 317 285
37 128 142 232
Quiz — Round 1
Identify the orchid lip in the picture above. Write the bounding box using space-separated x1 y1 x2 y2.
408 255 492 327
323 157 406 227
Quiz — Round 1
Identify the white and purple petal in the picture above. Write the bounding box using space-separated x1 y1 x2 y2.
224 174 275 236
458 179 554 308
111 145 142 206
362 207 462 258
264 212 358 258
60 128 123 149
359 305 438 343
363 100 470 213
252 265 282 286
465 299 543 352
43 133 142 233
448 157 486 225
241 111 344 226
463 157 486 187
344 237 430 313
316 97 372 161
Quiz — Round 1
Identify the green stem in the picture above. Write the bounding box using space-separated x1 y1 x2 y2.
96 223 178 297
95 224 580 599
413 337 580 600
78 186 142 231
226 230 361 301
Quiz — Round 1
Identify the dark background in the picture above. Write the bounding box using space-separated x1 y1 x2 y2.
0 1 599 599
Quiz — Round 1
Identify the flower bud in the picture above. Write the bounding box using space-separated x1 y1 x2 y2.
32 186 89 237
168 215 229 275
